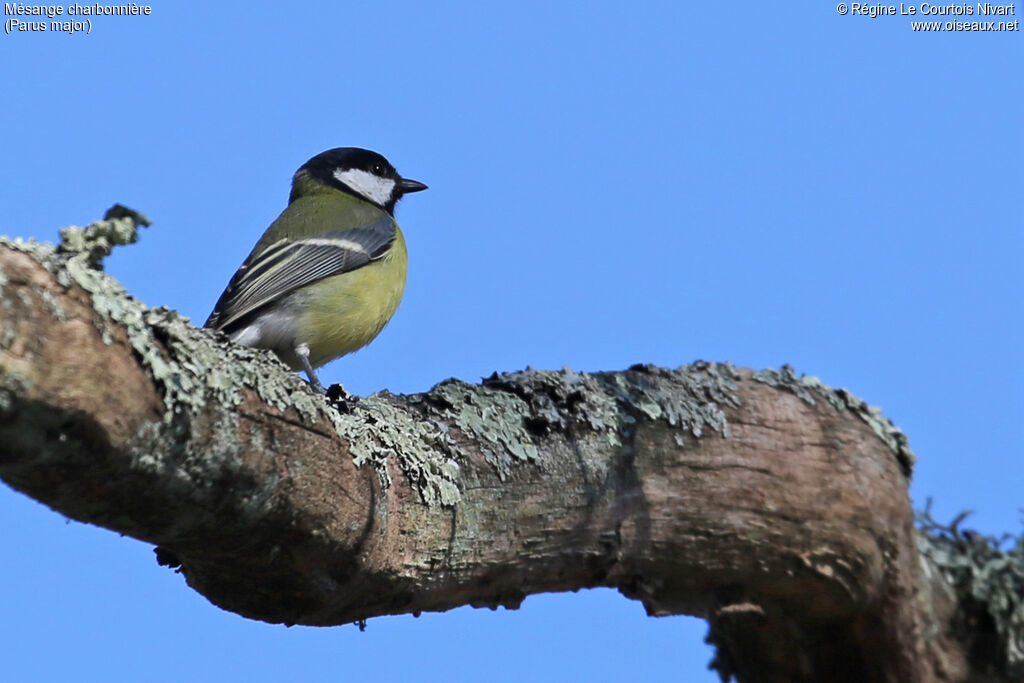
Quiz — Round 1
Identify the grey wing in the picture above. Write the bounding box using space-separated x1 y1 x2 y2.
204 215 396 332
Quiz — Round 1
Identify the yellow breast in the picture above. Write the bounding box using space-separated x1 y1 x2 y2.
298 228 408 368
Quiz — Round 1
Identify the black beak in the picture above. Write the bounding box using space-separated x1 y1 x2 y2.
398 178 428 194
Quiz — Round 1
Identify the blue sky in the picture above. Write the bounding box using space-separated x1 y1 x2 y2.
2 3 1021 681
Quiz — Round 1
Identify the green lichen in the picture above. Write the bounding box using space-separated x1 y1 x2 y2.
37 287 66 321
597 362 740 439
917 504 1024 678
57 204 151 268
142 306 320 419
753 364 915 477
418 362 741 482
482 366 620 434
328 362 725 505
426 378 541 480
333 391 461 506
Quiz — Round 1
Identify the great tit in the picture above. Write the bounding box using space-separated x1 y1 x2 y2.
204 147 427 393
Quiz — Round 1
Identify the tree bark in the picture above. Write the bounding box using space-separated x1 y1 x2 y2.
0 218 1019 683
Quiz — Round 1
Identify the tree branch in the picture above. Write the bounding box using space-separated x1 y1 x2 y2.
0 213 1019 683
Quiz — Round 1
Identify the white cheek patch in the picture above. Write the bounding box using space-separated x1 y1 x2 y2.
333 168 396 206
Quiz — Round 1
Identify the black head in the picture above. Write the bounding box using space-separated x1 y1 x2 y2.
292 147 427 214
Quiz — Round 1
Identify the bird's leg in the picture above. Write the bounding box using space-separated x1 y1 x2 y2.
294 343 325 394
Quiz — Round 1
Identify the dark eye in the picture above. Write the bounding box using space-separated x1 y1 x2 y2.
372 163 385 175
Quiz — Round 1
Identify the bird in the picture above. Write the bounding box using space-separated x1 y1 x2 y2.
204 147 427 393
